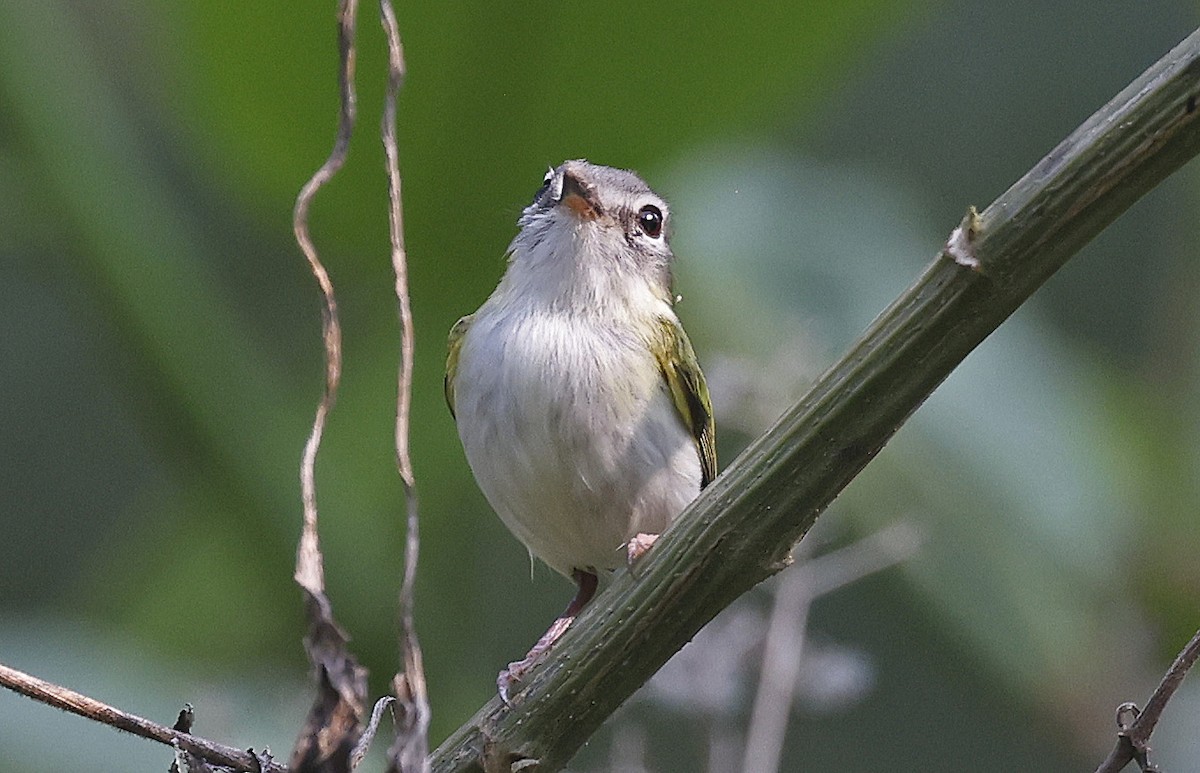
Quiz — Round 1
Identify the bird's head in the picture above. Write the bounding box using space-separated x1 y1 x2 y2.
506 160 676 307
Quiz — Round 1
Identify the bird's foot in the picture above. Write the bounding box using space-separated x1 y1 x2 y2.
626 532 660 575
496 613 573 704
496 658 530 706
497 570 598 705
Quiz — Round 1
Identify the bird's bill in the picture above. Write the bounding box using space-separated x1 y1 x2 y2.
560 170 600 220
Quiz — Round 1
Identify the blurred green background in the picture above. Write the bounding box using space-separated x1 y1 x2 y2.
3 1 1200 771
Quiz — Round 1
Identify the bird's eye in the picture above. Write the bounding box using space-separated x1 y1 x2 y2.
637 205 663 238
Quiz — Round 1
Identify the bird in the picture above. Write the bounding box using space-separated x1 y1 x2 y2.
445 159 716 702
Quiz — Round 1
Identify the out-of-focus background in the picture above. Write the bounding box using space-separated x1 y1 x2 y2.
3 2 1200 771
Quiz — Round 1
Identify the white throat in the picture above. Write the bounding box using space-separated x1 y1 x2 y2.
497 211 667 321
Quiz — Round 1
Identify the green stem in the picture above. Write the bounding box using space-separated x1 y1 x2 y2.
433 27 1200 773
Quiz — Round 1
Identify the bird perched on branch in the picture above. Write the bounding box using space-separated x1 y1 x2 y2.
445 160 716 702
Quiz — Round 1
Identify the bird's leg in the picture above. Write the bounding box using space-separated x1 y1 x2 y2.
497 568 598 704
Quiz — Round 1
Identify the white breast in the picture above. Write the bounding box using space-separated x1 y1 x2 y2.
453 303 702 577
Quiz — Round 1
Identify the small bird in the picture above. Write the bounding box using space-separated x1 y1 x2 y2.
445 160 716 702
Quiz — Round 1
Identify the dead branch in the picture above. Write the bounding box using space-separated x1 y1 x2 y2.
0 662 284 773
289 1 370 770
1093 627 1200 773
377 1 432 771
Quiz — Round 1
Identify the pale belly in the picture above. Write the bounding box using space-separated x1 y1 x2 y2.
454 309 702 577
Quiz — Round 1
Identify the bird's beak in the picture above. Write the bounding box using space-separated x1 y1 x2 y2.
559 170 600 220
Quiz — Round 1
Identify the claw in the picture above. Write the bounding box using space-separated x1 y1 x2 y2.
497 664 520 706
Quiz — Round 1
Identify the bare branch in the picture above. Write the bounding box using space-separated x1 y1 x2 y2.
0 662 284 773
1131 628 1200 747
289 1 370 770
740 544 815 773
378 2 432 770
352 696 398 769
789 521 923 599
1093 627 1200 773
742 523 921 773
292 0 359 602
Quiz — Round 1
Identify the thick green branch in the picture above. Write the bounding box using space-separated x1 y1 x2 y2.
432 28 1200 773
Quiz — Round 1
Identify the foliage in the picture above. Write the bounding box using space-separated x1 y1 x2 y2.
1 1 1199 771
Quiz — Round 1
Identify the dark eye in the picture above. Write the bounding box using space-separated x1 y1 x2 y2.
637 205 663 238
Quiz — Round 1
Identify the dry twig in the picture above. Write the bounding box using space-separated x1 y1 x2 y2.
378 1 432 771
0 662 284 773
1093 627 1200 773
741 523 921 773
289 1 370 770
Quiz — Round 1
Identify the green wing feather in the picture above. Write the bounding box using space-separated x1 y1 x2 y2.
444 314 474 420
653 316 717 487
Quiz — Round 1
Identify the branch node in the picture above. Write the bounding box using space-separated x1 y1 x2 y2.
1116 701 1140 733
765 551 795 573
481 737 535 773
247 748 275 773
173 702 196 733
944 205 984 272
